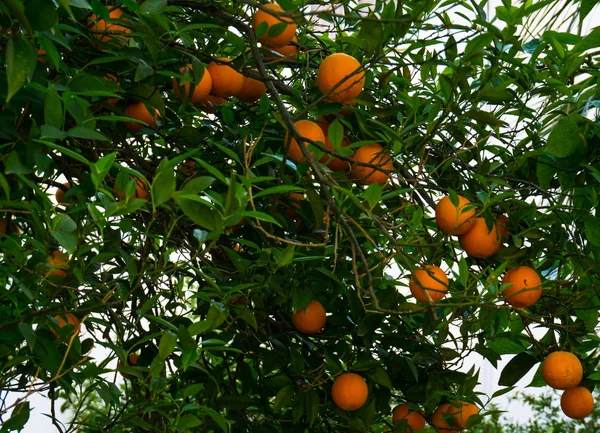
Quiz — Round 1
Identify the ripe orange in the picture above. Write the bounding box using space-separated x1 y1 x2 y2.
316 116 351 172
283 120 325 163
206 58 244 98
435 195 476 235
331 373 368 411
172 64 213 104
124 102 159 133
104 74 120 104
292 299 326 334
199 94 226 113
560 386 594 419
90 8 130 50
252 3 297 48
51 313 80 341
119 353 140 380
431 401 479 432
317 53 366 103
47 250 68 278
237 71 267 103
392 403 426 432
350 144 392 185
409 265 449 303
501 266 542 308
541 351 583 390
267 36 298 60
55 182 71 204
114 178 149 201
458 217 501 258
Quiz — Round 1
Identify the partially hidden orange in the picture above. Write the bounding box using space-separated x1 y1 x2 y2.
252 3 297 48
458 217 501 258
51 313 80 341
237 70 267 103
431 401 479 432
350 144 392 185
317 53 365 103
435 195 476 235
561 386 594 419
47 250 68 279
392 403 426 432
501 266 542 308
114 177 149 201
206 58 244 98
173 64 213 104
316 116 351 172
409 265 449 303
283 120 325 163
292 299 326 334
90 8 130 50
124 102 159 133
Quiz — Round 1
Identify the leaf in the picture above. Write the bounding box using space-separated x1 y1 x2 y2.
574 26 600 52
328 119 344 147
0 0 32 34
546 115 586 158
368 367 392 389
272 385 294 412
152 166 176 207
364 183 382 209
174 194 220 230
177 414 202 429
5 151 32 174
6 34 37 102
140 0 167 14
44 86 63 129
2 401 30 431
158 331 178 359
358 18 383 56
67 126 110 141
24 0 58 31
579 0 598 23
583 214 600 246
92 152 117 188
487 338 527 355
464 32 493 60
498 352 538 386
465 109 504 126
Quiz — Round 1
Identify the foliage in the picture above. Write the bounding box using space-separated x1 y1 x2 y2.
0 0 600 432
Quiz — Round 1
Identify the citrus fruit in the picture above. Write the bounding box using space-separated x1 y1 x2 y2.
237 71 267 103
124 102 159 133
119 353 140 380
541 351 583 390
47 250 68 279
252 3 297 48
435 195 476 235
267 36 298 60
501 266 542 308
51 313 80 341
206 58 244 98
350 144 392 185
292 299 326 334
560 386 594 419
199 94 226 113
283 120 325 163
409 265 449 303
55 182 71 204
331 373 368 411
114 177 149 201
431 401 479 432
0 218 19 235
90 8 130 50
316 116 351 172
173 64 213 104
392 403 426 432
317 53 365 103
458 217 501 258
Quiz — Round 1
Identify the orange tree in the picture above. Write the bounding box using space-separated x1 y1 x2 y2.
1 0 600 432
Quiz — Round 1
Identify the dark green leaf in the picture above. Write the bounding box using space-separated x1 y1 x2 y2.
24 0 58 31
498 352 538 386
158 331 178 359
546 115 586 158
6 35 37 102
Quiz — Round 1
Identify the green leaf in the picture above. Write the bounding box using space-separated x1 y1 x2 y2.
306 390 319 426
67 126 110 141
0 0 32 34
498 352 538 386
51 214 78 253
182 176 215 194
358 19 383 56
574 26 600 52
140 0 167 14
328 119 344 147
158 331 178 359
92 152 117 188
177 414 202 429
5 151 32 174
2 401 30 431
6 35 37 102
464 33 493 60
546 115 586 158
465 109 504 126
583 214 600 246
488 338 527 355
24 0 58 31
44 86 63 129
174 194 219 230
368 367 392 389
364 183 382 209
152 165 176 207
272 385 294 412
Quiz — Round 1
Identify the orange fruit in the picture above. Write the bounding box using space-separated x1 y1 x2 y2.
350 144 392 185
409 265 448 303
267 36 298 60
206 58 244 98
199 94 226 113
316 116 351 172
317 53 365 103
331 373 368 411
497 214 509 238
501 266 542 308
292 299 326 334
104 74 120 104
172 64 213 104
47 250 68 279
124 102 159 133
283 120 325 163
119 353 140 380
541 351 583 390
51 313 80 341
37 49 48 65
0 218 19 235
560 386 594 419
237 71 267 103
431 401 479 432
114 178 149 201
55 182 71 204
90 8 130 50
182 160 196 176
435 195 476 235
458 217 501 258
252 3 297 48
392 403 426 432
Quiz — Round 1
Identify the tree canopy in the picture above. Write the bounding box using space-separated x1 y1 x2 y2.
1 0 600 432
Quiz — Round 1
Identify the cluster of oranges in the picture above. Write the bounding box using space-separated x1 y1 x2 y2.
541 351 594 420
408 194 543 310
